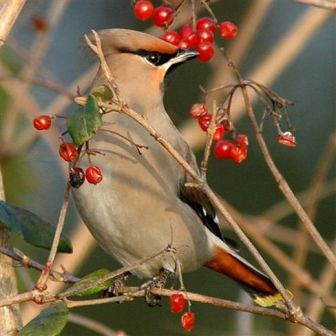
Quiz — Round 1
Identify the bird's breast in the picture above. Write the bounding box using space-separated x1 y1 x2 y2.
72 111 213 278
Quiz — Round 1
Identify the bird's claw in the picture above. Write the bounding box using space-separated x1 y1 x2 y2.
140 268 172 307
105 272 129 297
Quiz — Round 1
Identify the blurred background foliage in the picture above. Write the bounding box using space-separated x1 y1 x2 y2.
0 0 335 335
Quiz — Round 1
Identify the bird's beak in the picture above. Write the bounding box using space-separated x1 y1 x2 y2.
169 49 199 65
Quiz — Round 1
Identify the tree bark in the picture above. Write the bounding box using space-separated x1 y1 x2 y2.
0 166 22 335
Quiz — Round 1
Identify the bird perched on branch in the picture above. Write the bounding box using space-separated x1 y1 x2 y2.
72 28 283 307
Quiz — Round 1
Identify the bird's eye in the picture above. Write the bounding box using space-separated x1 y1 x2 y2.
145 52 161 65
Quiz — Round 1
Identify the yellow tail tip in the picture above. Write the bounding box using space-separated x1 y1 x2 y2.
253 290 293 308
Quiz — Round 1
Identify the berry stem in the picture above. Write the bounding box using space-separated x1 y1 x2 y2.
85 141 93 166
191 0 197 32
200 100 218 179
199 0 218 24
175 258 192 310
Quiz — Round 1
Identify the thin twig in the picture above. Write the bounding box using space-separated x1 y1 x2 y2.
0 247 79 283
0 75 75 99
101 102 201 182
68 286 335 336
294 239 336 336
36 183 72 290
58 246 172 299
240 84 336 270
200 100 218 179
69 313 119 336
180 7 332 151
290 132 336 301
1 0 69 152
220 201 333 300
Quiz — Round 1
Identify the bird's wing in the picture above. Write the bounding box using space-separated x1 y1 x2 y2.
177 139 239 250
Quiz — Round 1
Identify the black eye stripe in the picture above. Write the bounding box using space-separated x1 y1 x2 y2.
133 49 179 66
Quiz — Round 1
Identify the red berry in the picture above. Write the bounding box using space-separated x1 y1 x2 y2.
134 0 154 21
169 293 186 313
178 40 189 50
196 17 216 33
196 41 214 62
179 24 193 39
219 21 238 39
32 16 48 32
69 167 85 188
230 145 247 164
214 140 232 159
278 132 296 148
198 113 212 131
181 311 196 332
182 33 199 48
152 5 173 27
162 31 180 46
234 134 249 148
179 24 199 48
189 103 207 119
197 28 214 44
85 166 103 185
33 115 52 130
59 143 78 162
213 124 225 142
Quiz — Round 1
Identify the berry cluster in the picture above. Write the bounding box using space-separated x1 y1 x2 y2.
33 115 103 187
133 0 238 62
169 293 195 332
190 103 249 163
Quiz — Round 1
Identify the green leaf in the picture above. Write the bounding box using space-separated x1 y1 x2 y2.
62 268 113 297
0 201 72 253
67 94 102 146
90 84 113 103
20 302 68 336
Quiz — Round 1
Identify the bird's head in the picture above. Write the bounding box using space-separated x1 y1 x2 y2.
90 29 198 110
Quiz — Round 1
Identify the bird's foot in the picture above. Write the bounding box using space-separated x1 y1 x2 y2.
140 268 172 307
105 272 130 297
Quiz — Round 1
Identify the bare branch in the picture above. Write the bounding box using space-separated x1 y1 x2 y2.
35 183 72 290
0 0 26 47
240 84 336 270
293 0 336 10
0 247 79 284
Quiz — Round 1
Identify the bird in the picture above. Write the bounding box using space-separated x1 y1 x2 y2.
72 28 283 307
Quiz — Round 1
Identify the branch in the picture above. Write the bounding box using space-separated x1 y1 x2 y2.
69 312 120 336
0 0 26 47
240 84 336 270
35 183 72 290
0 143 22 332
0 247 79 284
293 0 336 10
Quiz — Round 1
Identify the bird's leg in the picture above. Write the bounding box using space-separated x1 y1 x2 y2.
140 268 173 307
105 271 130 297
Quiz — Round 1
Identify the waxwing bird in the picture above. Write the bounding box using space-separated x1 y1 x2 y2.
72 28 282 307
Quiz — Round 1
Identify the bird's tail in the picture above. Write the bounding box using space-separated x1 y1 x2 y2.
205 244 287 307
